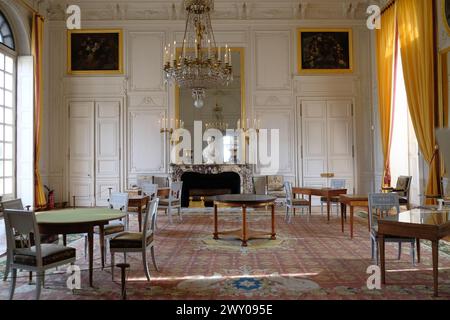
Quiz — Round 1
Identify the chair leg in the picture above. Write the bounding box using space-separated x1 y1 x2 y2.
111 252 115 281
293 208 296 216
285 206 289 222
371 238 375 261
84 235 88 259
9 269 17 300
3 255 10 281
178 207 182 222
42 271 45 288
397 242 402 260
29 271 33 285
123 253 127 264
416 239 421 263
410 242 416 266
150 246 159 272
168 207 173 224
35 271 42 300
142 250 151 282
375 240 379 265
320 202 323 215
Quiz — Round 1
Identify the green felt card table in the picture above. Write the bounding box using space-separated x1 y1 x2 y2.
36 208 126 287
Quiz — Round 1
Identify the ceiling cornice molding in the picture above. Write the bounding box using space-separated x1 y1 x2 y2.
44 0 380 21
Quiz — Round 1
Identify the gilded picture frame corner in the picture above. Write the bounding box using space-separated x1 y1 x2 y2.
67 28 124 75
442 0 450 36
297 28 354 75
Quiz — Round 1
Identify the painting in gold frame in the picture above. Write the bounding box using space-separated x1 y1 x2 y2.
297 28 353 74
443 0 450 35
67 29 123 75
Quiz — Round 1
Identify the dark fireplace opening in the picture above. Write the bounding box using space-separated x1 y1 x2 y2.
180 172 241 207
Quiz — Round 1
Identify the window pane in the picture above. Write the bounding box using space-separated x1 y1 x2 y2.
4 160 12 176
4 125 12 142
0 124 4 141
0 53 4 70
0 161 3 175
4 90 11 107
4 73 12 90
0 107 3 124
0 179 4 195
0 89 4 105
4 108 12 124
0 143 3 158
5 178 12 194
5 143 11 159
5 56 13 73
0 71 4 88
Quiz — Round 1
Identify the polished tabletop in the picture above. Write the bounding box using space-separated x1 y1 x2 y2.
380 208 450 226
36 208 126 224
212 194 277 203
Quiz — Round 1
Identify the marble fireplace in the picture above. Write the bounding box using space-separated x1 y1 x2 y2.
169 164 254 207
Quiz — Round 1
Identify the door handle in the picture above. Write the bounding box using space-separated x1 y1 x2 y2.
321 173 335 178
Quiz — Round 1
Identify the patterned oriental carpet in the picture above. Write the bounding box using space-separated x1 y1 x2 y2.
1 208 450 300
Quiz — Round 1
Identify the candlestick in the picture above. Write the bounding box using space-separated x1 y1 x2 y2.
208 39 211 59
218 46 221 61
228 48 232 66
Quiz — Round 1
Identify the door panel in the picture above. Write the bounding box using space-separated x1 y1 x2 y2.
300 99 355 203
69 102 95 207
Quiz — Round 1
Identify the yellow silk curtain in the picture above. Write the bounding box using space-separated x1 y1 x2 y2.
397 0 440 200
32 14 47 209
376 5 397 187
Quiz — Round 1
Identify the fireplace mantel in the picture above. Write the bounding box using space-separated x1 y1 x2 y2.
169 164 254 194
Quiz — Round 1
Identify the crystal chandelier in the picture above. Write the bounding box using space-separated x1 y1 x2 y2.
163 0 233 108
205 101 229 131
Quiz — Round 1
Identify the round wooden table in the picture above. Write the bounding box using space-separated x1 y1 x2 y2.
212 195 277 247
36 208 126 287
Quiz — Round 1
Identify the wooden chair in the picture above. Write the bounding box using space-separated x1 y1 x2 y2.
284 182 310 223
320 179 346 216
267 175 286 199
2 199 58 281
4 209 76 300
159 181 183 223
141 183 158 200
369 193 419 265
110 198 159 281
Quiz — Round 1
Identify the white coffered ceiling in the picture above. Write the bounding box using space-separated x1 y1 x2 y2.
34 0 385 21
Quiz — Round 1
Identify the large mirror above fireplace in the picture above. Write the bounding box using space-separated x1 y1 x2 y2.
175 48 245 164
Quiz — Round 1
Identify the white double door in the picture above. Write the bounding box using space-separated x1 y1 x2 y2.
68 100 121 207
299 99 355 204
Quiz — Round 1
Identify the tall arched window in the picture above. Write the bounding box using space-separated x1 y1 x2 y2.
0 11 15 197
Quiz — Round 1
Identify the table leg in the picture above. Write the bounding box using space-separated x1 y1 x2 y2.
138 205 142 232
327 198 331 222
88 230 94 287
432 240 439 297
367 207 370 232
242 205 247 247
340 203 345 233
213 204 219 240
380 234 386 285
350 206 354 239
309 195 312 216
271 204 276 240
99 225 105 269
63 234 67 246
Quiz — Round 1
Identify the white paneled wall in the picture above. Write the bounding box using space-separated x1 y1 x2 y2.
41 20 374 203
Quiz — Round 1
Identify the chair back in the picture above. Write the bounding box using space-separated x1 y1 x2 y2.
141 183 158 199
153 176 169 188
368 193 400 231
442 177 450 198
137 175 153 188
3 209 42 265
395 176 412 198
330 179 346 189
284 181 293 205
142 198 159 244
2 199 25 210
253 176 267 194
169 181 183 202
267 175 284 192
108 193 129 212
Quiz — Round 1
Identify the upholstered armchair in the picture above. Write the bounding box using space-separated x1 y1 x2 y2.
383 176 412 210
266 175 286 198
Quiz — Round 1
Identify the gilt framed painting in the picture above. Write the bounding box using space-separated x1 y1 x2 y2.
67 29 123 75
297 28 353 74
443 0 450 35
